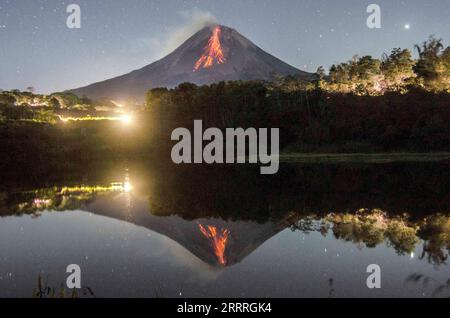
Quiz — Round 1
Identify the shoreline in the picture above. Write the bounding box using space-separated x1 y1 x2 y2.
279 152 450 163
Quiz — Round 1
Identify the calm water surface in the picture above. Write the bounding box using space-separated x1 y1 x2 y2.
0 162 449 298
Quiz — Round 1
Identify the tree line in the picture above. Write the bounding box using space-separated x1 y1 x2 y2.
322 36 450 95
146 81 449 153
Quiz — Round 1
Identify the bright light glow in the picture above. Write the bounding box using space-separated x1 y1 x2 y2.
404 24 410 30
58 115 125 122
110 182 133 193
121 115 132 124
57 114 135 123
123 182 133 193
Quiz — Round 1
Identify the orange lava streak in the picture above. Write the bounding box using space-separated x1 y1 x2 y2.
194 26 226 72
198 224 230 265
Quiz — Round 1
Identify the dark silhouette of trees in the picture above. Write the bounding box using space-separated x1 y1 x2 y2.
145 80 450 153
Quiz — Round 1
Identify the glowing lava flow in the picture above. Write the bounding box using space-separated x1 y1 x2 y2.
194 26 226 72
198 224 230 266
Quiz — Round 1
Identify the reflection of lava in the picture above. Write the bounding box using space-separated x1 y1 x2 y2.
198 224 230 265
194 26 226 72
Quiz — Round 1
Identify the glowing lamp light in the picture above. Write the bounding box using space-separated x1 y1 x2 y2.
120 115 132 124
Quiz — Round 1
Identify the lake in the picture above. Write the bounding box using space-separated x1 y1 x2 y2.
0 162 449 298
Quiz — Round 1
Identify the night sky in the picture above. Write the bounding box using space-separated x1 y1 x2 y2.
0 0 449 93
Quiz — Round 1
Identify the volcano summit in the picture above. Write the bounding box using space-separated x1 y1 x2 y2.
70 25 314 104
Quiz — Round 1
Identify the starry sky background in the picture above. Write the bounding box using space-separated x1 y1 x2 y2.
0 0 449 94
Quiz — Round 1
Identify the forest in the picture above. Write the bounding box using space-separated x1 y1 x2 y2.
146 83 450 153
322 36 450 94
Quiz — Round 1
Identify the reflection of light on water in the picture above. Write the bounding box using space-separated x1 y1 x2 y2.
122 170 133 216
33 199 51 207
110 181 133 193
15 170 136 215
110 183 124 192
59 169 133 194
123 182 133 193
34 199 50 204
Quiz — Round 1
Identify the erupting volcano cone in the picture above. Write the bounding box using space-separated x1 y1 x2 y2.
70 25 315 104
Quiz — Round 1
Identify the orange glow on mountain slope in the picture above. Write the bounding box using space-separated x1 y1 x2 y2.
198 224 230 265
194 26 226 72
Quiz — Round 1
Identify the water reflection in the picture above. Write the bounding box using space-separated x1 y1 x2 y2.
0 182 133 216
290 210 449 265
0 162 448 297
405 273 450 298
198 224 230 266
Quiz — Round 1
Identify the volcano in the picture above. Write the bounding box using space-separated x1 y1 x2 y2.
69 25 314 104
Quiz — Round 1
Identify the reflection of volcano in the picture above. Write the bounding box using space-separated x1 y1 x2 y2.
85 193 291 267
198 224 230 266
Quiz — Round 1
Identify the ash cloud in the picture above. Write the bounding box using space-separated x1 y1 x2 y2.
137 9 218 61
